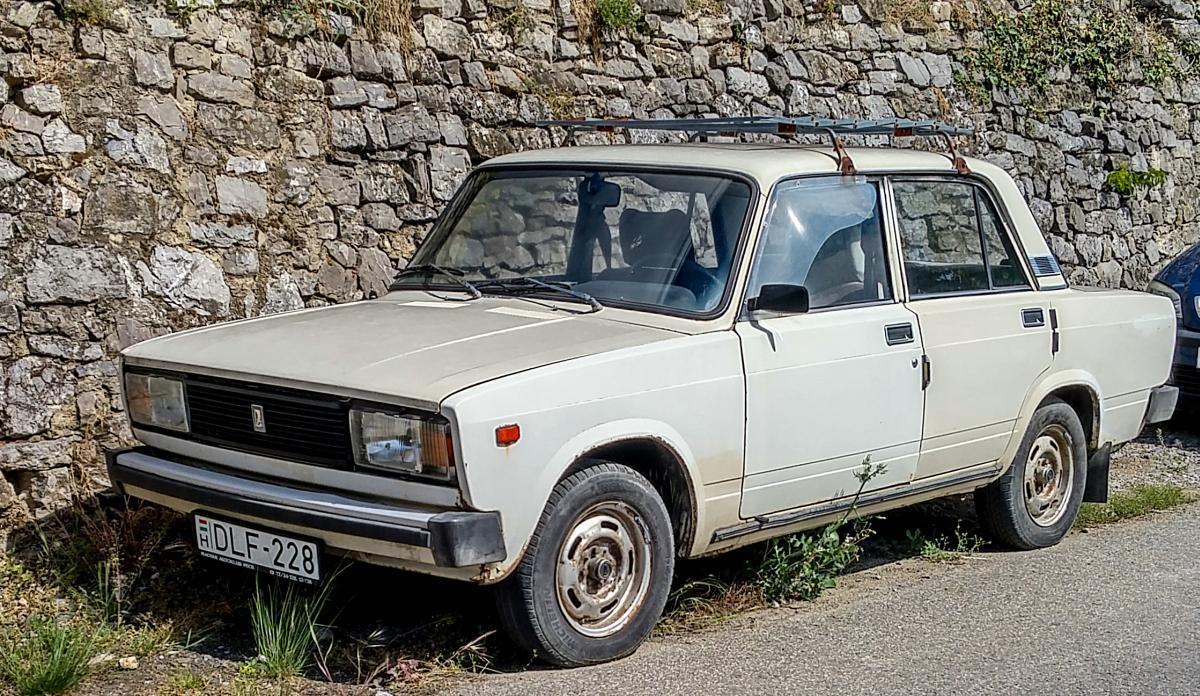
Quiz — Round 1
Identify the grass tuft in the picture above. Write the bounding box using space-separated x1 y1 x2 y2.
0 619 95 696
1075 484 1198 528
164 670 206 694
249 577 334 679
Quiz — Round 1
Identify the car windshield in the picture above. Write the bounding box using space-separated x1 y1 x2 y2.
397 168 754 314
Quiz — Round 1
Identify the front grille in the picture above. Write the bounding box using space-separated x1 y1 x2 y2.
1171 366 1200 396
185 377 353 468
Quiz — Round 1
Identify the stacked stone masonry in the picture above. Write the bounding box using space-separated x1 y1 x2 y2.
0 0 1197 526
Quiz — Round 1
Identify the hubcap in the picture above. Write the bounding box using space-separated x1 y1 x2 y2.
1024 424 1074 527
555 502 652 638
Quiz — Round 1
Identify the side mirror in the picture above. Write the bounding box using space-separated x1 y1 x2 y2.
747 284 810 314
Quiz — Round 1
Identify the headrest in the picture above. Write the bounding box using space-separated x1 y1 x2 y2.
618 209 693 267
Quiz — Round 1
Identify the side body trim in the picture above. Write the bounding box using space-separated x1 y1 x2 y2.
711 463 1001 543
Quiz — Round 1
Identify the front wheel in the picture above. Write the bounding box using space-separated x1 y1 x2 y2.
494 461 675 666
976 397 1087 549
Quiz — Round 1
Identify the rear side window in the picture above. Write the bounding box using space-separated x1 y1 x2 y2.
746 178 892 311
893 180 1030 297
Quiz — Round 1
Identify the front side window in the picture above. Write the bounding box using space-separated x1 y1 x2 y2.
894 180 1030 297
746 177 892 311
401 168 753 314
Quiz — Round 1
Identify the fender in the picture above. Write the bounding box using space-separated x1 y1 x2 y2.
535 419 705 554
997 368 1102 477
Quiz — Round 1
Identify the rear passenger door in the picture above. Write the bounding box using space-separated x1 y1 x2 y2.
891 178 1052 480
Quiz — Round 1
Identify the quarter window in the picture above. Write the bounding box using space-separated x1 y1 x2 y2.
747 178 892 311
893 180 1029 297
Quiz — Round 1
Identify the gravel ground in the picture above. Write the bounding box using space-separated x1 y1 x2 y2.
1111 421 1200 491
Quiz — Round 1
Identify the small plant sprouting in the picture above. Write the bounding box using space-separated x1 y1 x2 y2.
59 0 112 25
165 0 206 22
905 523 985 563
1106 162 1168 197
164 670 206 694
593 0 646 32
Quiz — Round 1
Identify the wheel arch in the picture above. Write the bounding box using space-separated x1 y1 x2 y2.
1003 370 1103 473
567 436 699 557
1043 384 1099 451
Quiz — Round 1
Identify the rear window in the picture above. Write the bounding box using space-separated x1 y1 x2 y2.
893 180 1029 297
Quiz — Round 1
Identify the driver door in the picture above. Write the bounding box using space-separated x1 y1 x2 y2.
736 177 925 518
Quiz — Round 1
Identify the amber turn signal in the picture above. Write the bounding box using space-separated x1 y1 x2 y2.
495 424 521 447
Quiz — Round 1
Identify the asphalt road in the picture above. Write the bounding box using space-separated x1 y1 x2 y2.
449 506 1200 696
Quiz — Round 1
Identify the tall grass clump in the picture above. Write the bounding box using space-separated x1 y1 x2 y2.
249 578 334 679
0 619 95 696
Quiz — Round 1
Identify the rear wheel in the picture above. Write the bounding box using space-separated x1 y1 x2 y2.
976 398 1087 549
495 461 674 666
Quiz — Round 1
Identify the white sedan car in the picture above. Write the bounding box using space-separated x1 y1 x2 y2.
109 118 1177 666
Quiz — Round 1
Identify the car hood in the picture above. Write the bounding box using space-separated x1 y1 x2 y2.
122 292 679 409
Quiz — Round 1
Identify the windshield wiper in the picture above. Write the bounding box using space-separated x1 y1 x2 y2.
391 264 481 299
476 277 604 313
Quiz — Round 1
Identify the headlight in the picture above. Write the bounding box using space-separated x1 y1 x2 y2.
350 409 455 481
124 373 189 432
1147 279 1182 319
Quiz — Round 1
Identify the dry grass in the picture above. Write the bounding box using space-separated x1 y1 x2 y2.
493 3 537 40
523 76 580 119
685 0 726 17
658 579 762 634
364 0 415 51
881 0 937 30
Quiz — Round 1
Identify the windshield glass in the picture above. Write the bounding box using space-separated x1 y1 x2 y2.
400 168 754 314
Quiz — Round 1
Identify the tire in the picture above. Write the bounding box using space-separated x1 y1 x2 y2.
975 397 1088 549
494 461 675 667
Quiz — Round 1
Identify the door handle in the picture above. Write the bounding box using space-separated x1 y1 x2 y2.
1021 308 1045 328
885 322 914 345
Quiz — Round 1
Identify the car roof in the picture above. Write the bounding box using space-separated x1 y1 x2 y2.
483 143 989 187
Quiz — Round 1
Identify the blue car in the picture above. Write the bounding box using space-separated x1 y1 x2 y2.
1148 245 1200 408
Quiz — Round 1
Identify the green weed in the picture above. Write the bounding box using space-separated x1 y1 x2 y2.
1075 484 1197 527
59 0 111 25
755 521 871 602
905 523 984 563
1106 162 1168 197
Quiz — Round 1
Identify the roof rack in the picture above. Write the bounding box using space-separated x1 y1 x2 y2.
535 116 975 175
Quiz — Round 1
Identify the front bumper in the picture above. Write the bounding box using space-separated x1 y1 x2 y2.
106 447 506 568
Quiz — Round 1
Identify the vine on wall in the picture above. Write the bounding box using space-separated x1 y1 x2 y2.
959 0 1198 99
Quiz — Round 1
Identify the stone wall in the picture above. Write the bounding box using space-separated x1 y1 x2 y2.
1 0 1197 525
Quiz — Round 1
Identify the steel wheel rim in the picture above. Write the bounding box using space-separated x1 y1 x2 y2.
555 501 653 638
1024 424 1074 527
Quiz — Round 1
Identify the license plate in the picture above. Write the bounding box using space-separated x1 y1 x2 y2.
193 513 321 584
